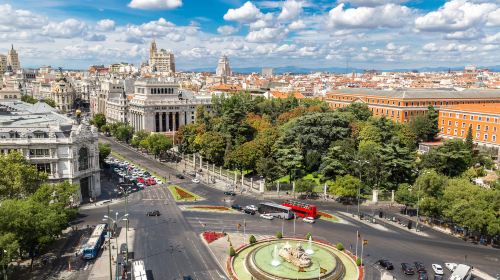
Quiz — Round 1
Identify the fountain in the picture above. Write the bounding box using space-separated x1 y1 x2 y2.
305 236 314 255
271 245 281 267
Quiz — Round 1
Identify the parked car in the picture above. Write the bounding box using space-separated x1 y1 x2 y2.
224 191 236 196
445 263 457 272
433 275 444 280
414 262 426 272
137 183 145 189
192 178 200 183
245 205 258 211
377 259 394 270
431 264 444 275
260 214 274 220
401 263 415 275
147 210 160 216
231 204 243 211
417 271 429 280
156 180 163 185
244 209 256 215
176 174 185 179
303 217 315 224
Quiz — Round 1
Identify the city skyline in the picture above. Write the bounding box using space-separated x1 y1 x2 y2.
0 0 500 70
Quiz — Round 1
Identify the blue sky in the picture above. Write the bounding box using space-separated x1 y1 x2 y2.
0 0 499 70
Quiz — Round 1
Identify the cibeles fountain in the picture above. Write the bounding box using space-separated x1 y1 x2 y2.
236 238 356 280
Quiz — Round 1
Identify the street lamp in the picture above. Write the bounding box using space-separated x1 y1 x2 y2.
353 159 369 219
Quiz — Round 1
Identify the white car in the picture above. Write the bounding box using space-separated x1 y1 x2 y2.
192 178 200 183
432 264 444 275
303 217 315 224
156 180 163 185
246 205 258 211
445 262 457 272
137 183 145 188
260 214 274 220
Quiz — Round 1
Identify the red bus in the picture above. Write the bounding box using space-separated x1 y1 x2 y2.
281 200 317 218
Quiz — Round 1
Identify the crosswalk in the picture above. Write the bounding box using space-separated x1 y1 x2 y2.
132 185 170 201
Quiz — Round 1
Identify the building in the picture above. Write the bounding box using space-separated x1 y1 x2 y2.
216 55 231 78
0 73 21 101
149 40 175 73
128 78 211 132
0 100 101 202
262 67 273 77
439 103 499 155
6 45 20 72
0 55 7 74
326 88 500 123
50 72 76 112
105 82 128 124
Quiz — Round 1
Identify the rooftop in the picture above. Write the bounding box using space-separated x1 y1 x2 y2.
440 103 500 116
328 88 500 100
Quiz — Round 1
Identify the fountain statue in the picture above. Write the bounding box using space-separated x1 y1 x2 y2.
271 245 281 267
305 236 314 255
279 241 312 268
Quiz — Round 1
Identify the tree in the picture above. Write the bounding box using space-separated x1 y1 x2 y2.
465 125 474 151
295 179 315 195
98 143 111 167
336 242 344 251
225 140 263 173
275 145 303 182
409 106 438 142
131 130 150 148
177 123 201 154
21 95 37 104
43 98 57 108
394 183 417 206
90 113 106 131
339 102 372 121
0 152 47 200
114 124 134 143
413 170 448 217
249 235 256 244
146 134 173 158
256 157 282 183
229 246 236 256
198 131 226 165
329 175 360 198
319 139 356 180
304 150 321 172
420 139 472 177
276 231 283 239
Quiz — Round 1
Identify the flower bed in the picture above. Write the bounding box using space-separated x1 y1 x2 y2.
317 211 339 223
190 205 231 211
167 185 203 201
203 231 226 244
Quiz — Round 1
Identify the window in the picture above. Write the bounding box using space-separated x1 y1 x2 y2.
78 147 89 171
462 122 466 128
470 115 474 120
36 163 51 174
463 114 467 119
447 128 451 134
476 132 480 139
494 127 497 133
442 120 445 125
477 124 481 130
484 134 488 141
441 127 444 132
455 121 458 127
460 130 464 136
29 149 49 158
478 116 482 121
486 117 490 122
493 135 497 142
454 129 458 135
448 121 452 126
485 126 489 131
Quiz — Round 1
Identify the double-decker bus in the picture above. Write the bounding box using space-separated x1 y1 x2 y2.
282 200 317 218
258 202 294 219
132 260 148 280
82 223 108 260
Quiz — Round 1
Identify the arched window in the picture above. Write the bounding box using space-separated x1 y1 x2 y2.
78 147 89 171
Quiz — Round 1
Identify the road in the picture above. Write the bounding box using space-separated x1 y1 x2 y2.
85 136 499 280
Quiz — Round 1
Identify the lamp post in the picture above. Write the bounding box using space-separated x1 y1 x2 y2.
103 211 129 279
353 159 369 219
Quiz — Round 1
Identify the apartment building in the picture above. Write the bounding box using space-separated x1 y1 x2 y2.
326 88 500 123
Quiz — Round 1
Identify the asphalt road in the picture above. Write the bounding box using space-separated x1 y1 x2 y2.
89 137 500 280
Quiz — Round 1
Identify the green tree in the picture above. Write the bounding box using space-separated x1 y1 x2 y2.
114 124 134 143
420 139 472 177
131 130 150 148
43 98 57 108
465 125 474 151
338 102 372 121
329 175 361 198
177 123 201 154
295 179 315 195
90 113 107 131
256 157 282 183
409 106 438 142
249 235 257 244
146 134 173 158
0 232 19 274
229 246 236 256
98 143 111 167
0 152 47 200
225 140 263 173
276 231 283 239
413 170 448 217
21 95 37 104
304 150 321 172
394 183 418 206
320 139 356 179
275 145 303 182
198 131 226 165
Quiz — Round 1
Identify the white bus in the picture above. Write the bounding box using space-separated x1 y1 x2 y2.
132 260 147 280
258 202 293 219
449 264 472 280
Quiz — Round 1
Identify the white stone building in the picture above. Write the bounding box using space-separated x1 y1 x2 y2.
0 100 101 202
7 45 20 72
0 55 7 74
128 78 211 132
216 55 232 78
148 40 175 73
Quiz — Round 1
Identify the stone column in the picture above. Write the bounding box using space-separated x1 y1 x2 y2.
372 189 379 204
259 180 265 194
292 181 295 198
391 190 395 203
172 112 177 131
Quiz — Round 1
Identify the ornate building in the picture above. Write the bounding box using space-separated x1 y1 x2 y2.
0 55 7 74
148 40 175 73
216 55 232 78
50 72 76 112
128 78 211 132
0 100 101 202
7 45 20 72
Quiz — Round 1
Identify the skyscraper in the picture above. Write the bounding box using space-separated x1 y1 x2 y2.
148 39 175 73
216 55 232 77
7 45 20 72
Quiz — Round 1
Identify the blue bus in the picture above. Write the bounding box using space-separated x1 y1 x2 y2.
82 223 108 260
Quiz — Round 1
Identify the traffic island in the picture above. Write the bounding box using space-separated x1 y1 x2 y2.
167 185 204 202
317 211 341 223
179 205 240 213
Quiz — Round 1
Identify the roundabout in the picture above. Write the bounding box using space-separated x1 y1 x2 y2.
230 238 359 280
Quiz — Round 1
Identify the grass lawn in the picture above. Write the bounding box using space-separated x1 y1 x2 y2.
182 205 238 213
167 185 204 201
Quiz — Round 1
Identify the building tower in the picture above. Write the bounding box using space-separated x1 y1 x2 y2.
149 39 157 60
0 55 7 74
148 40 175 73
7 45 20 72
216 55 231 79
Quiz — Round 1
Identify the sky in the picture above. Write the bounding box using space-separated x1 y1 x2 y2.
0 0 499 70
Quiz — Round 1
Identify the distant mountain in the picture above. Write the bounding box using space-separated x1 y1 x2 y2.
183 65 500 74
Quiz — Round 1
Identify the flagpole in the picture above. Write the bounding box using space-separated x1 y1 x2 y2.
355 230 359 258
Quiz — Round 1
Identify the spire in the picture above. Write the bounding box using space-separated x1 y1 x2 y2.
11 44 13 50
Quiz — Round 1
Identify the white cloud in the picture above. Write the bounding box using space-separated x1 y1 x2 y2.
84 34 107 41
166 33 185 42
423 42 478 52
0 4 47 29
386 42 397 50
42 19 87 38
482 32 500 44
444 28 483 40
415 0 497 32
96 19 115 32
249 19 273 30
128 0 182 10
223 1 262 23
487 8 500 26
338 0 408 7
422 42 438 52
217 25 238 35
246 27 288 43
278 0 303 21
297 46 316 56
328 3 411 29
275 44 297 53
288 19 306 30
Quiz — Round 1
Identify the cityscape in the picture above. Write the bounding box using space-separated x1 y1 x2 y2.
0 1 500 280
